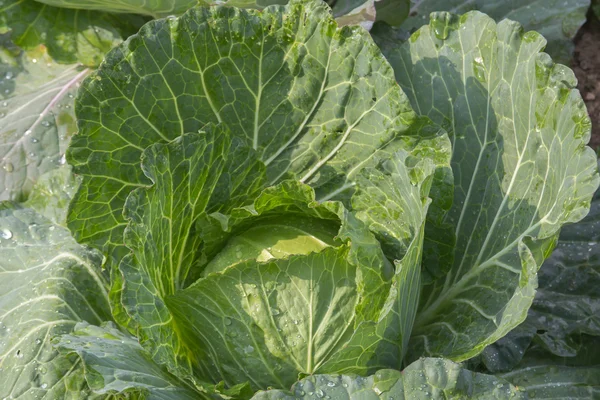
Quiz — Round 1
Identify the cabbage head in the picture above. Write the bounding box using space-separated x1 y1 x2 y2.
0 0 597 399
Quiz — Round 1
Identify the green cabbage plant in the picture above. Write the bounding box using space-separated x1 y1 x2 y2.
0 0 598 399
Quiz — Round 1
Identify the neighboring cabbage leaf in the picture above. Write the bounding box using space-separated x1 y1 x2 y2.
0 0 147 66
499 341 600 399
527 188 600 356
401 0 590 64
32 0 198 17
29 0 409 29
252 358 525 400
56 322 204 399
0 205 111 399
67 0 448 270
0 44 87 202
376 11 599 361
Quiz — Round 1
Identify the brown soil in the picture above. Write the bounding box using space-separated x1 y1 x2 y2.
573 7 600 153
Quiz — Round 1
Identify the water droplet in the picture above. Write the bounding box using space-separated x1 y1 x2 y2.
224 317 232 326
35 339 42 344
473 56 486 82
271 308 280 316
316 389 324 398
32 58 38 63
3 163 13 173
243 345 254 354
24 130 32 136
4 72 13 80
1 229 12 239
327 381 336 387
41 121 51 127
59 154 66 165
31 138 39 143
41 383 47 389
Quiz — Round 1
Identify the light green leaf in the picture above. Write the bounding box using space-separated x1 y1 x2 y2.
0 0 147 66
67 0 447 272
168 247 363 389
116 126 266 379
24 165 81 226
56 322 203 399
252 358 525 399
381 11 599 361
0 205 111 399
0 44 87 202
401 0 590 64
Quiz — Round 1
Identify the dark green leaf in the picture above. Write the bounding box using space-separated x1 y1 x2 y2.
252 358 525 399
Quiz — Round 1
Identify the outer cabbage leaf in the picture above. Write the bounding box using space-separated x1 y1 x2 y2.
378 11 599 361
482 185 600 372
0 0 146 66
252 358 525 400
0 44 88 202
67 0 448 270
0 205 111 399
56 322 204 399
401 0 590 64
